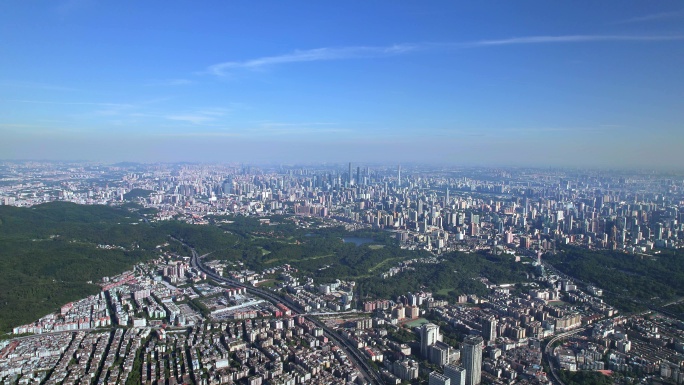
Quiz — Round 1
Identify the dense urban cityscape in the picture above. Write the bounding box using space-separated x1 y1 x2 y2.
4 161 684 252
3 0 684 384
1 161 684 385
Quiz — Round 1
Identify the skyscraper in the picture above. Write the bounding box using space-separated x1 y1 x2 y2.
348 162 353 186
398 164 401 187
222 176 233 196
420 323 441 358
460 335 483 385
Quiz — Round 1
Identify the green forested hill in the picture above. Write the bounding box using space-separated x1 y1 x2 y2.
0 203 159 332
358 251 533 302
545 245 684 313
0 202 238 333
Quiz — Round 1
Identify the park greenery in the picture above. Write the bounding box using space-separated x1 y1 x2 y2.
558 369 613 385
544 245 684 312
664 302 684 319
205 217 535 301
357 251 531 302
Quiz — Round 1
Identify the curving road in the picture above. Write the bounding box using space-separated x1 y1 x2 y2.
178 238 384 385
543 328 586 385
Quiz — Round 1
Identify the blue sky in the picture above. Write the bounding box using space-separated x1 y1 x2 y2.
1 1 683 167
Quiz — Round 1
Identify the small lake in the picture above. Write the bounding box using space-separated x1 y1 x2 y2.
342 237 374 246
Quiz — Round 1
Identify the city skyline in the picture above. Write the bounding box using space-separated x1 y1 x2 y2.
2 1 684 167
2 161 684 384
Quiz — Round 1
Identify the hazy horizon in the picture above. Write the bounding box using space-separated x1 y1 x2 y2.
2 1 683 168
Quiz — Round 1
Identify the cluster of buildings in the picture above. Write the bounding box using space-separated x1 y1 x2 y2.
281 278 356 313
3 162 684 257
335 265 620 385
332 300 552 385
1 314 364 385
1 230 683 385
378 256 442 280
0 332 72 381
3 162 684 384
11 293 111 335
1 255 358 385
204 260 357 314
573 315 684 382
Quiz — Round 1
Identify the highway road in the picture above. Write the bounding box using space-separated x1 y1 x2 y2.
178 238 384 385
543 328 586 385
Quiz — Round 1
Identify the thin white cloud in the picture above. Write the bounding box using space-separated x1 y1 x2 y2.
498 125 623 135
207 44 418 76
152 105 244 120
156 131 244 138
145 78 195 86
0 123 85 135
0 81 79 91
426 125 621 139
3 99 133 107
161 121 349 137
3 98 245 129
0 123 46 129
166 115 217 125
164 107 233 125
259 122 337 128
613 11 684 24
206 36 684 76
471 35 684 46
250 122 349 136
196 107 233 116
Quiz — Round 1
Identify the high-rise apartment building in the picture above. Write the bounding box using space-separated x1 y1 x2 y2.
482 316 497 342
460 335 483 385
429 372 451 385
420 323 441 358
444 364 466 385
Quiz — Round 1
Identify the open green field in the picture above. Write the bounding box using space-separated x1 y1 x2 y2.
404 318 429 328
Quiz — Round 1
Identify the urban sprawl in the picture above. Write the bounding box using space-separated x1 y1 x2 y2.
2 161 684 385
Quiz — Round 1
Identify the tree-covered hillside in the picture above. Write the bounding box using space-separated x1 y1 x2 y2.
0 202 237 333
545 245 684 312
358 251 533 302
